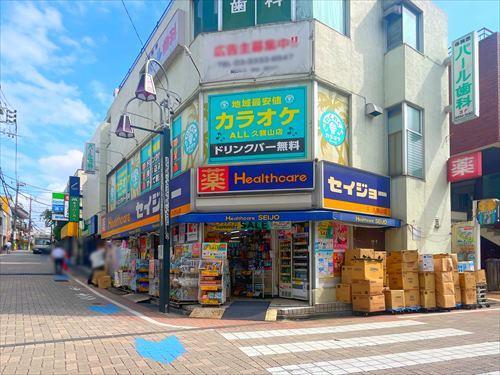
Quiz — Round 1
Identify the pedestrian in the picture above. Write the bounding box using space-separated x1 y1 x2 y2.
88 240 106 285
5 241 12 254
51 243 66 275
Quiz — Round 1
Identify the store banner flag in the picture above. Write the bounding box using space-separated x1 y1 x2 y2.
198 161 313 194
68 176 80 223
141 142 152 192
52 192 68 221
202 242 228 260
203 21 311 82
116 164 129 206
170 170 191 218
322 161 391 217
83 142 96 174
130 153 141 199
447 151 482 182
451 31 479 124
151 135 161 188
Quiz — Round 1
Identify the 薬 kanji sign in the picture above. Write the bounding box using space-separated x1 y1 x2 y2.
322 162 391 217
447 151 482 182
451 31 479 124
208 86 307 163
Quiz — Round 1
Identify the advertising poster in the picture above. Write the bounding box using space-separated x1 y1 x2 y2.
172 116 182 176
316 250 334 278
202 243 228 259
151 135 161 189
316 85 349 166
177 100 200 177
334 223 348 250
178 223 186 244
186 223 198 242
141 142 152 192
108 173 116 211
208 86 307 163
333 250 345 277
129 153 141 199
191 243 201 258
115 163 129 206
451 221 477 262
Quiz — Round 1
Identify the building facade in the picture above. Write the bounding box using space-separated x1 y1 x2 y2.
82 0 451 304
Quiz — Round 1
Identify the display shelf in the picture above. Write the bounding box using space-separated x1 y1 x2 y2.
198 259 228 305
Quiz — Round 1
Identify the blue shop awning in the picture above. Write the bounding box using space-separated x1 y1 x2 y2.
172 210 401 228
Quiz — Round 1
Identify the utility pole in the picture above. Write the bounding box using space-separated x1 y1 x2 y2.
27 196 32 252
12 182 19 249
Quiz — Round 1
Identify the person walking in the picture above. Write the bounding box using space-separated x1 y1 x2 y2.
51 243 66 275
5 241 12 254
88 240 106 285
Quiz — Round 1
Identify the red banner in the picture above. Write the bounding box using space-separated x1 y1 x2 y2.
448 151 482 182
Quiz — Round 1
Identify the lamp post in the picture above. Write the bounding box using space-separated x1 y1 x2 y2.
114 58 179 313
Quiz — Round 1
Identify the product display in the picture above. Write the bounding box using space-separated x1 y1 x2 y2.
291 223 310 300
198 259 228 305
278 232 292 298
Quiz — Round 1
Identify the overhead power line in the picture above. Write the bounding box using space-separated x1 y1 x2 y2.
121 0 144 47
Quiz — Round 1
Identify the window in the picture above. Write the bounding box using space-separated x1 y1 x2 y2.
387 103 424 178
297 0 348 35
194 0 218 37
385 3 421 52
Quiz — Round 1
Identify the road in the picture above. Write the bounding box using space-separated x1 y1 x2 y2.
1 251 499 374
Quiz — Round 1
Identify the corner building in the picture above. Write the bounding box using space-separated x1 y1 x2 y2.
97 0 450 305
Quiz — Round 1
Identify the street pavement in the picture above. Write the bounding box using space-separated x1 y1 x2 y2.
1 252 499 375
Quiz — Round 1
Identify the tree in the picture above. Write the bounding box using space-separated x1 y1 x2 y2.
40 209 53 228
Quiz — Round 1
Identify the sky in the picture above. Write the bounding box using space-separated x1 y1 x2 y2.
0 0 498 230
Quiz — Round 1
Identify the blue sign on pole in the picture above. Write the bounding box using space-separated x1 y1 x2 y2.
322 162 391 217
69 176 80 197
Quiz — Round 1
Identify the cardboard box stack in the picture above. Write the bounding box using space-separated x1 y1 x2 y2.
374 251 387 287
387 250 420 308
459 271 477 305
338 248 375 304
433 254 456 308
349 249 385 312
418 255 436 309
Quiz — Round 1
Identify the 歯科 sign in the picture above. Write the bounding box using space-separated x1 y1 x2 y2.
52 192 68 221
84 143 96 174
451 31 479 124
203 21 311 83
201 243 228 260
322 162 391 217
197 161 314 194
208 86 307 163
448 151 482 182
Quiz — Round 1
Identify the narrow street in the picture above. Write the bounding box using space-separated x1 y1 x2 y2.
1 251 499 375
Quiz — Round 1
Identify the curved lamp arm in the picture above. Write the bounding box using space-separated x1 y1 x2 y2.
145 58 169 91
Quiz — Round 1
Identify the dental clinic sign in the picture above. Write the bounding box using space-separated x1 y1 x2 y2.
451 31 479 124
322 162 391 217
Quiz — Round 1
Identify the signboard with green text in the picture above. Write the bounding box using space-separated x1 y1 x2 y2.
222 0 255 30
257 0 291 24
208 86 307 163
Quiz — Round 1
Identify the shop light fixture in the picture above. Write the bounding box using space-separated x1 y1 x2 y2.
135 59 157 102
115 114 135 138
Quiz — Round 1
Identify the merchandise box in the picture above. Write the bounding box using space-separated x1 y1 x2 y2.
461 289 477 305
384 272 389 287
434 271 453 284
351 260 383 281
388 272 419 290
336 283 351 303
450 254 458 270
387 261 419 273
436 292 456 308
404 289 420 307
341 266 354 284
352 294 385 312
92 270 108 285
374 251 386 265
384 289 405 309
418 254 434 272
351 279 384 296
419 272 435 290
433 257 453 272
459 271 477 290
344 248 375 266
435 281 455 296
387 250 418 263
475 269 487 284
454 286 462 304
97 275 112 289
420 290 436 309
453 271 460 286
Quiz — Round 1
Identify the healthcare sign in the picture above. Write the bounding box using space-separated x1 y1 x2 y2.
447 151 482 182
321 162 391 217
208 86 307 163
451 31 479 124
197 161 314 194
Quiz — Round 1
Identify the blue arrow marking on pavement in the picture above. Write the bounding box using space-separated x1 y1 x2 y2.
135 336 186 364
88 303 121 315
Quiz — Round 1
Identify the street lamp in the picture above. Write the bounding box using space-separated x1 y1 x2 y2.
114 58 179 313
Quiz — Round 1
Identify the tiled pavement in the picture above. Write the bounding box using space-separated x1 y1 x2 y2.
1 252 499 374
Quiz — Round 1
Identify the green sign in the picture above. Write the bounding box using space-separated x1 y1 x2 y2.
84 143 96 174
68 196 79 222
257 0 291 24
208 86 307 163
116 163 129 206
223 0 255 30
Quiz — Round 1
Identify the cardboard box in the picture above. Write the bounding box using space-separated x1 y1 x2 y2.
97 275 112 289
435 281 455 296
404 289 420 307
420 290 436 309
436 292 456 308
92 270 108 285
345 248 375 266
384 272 389 287
387 261 419 273
453 271 460 286
341 266 354 284
461 289 477 305
387 250 418 263
475 269 487 284
351 260 384 281
433 257 453 272
434 271 453 284
352 294 385 312
418 254 434 272
451 254 458 270
388 272 419 290
384 290 405 310
374 251 386 265
459 271 477 290
351 279 384 295
419 272 435 291
454 286 462 304
335 284 351 303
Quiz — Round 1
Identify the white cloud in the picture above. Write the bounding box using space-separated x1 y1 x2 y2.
38 149 83 188
90 80 113 107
